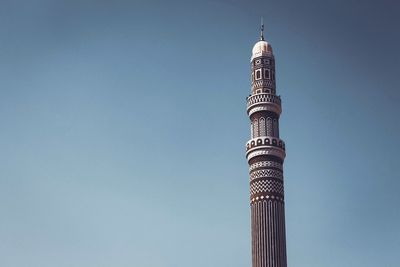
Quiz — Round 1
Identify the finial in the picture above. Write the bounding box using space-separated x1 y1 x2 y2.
260 17 264 41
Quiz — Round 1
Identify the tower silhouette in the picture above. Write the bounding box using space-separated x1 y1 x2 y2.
246 23 287 267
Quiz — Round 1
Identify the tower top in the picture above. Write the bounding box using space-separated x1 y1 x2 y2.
251 18 273 61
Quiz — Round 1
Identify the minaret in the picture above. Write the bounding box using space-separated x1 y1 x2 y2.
246 22 287 267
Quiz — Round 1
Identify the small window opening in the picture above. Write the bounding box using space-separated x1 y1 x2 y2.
255 70 261 80
264 69 270 79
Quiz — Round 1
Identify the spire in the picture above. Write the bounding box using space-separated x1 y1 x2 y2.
260 17 264 41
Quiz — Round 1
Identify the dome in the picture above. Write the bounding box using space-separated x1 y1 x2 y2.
251 40 273 61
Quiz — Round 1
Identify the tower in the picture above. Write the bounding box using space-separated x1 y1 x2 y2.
246 23 287 267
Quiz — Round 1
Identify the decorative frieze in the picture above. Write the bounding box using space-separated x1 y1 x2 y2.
250 179 284 195
249 161 283 171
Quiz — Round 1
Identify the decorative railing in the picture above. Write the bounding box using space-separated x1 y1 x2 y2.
246 137 285 152
247 93 281 108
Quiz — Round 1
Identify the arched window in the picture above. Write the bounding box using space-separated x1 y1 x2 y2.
259 117 266 136
253 118 259 138
273 118 279 137
255 69 261 80
266 117 272 136
264 69 270 79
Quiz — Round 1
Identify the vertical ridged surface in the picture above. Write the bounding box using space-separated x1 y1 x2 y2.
250 200 287 267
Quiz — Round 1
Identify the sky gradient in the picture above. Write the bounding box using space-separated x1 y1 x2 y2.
0 0 399 266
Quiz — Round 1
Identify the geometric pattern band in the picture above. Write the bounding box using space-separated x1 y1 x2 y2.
249 160 282 171
250 169 283 181
250 179 284 195
251 194 284 203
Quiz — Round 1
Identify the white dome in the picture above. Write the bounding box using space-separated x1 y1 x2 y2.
251 40 273 61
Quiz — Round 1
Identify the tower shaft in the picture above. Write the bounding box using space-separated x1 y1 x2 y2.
246 36 287 267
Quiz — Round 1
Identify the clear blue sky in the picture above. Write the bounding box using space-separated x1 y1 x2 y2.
0 0 399 266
